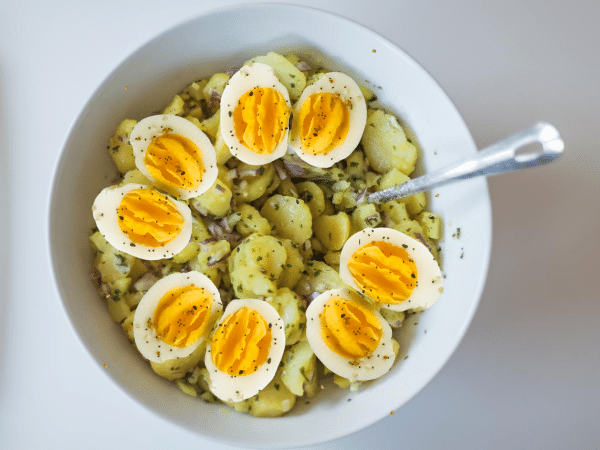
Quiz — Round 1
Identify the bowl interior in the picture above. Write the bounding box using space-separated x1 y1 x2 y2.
49 4 491 448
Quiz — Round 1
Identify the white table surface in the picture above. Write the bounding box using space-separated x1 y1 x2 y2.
2 1 599 449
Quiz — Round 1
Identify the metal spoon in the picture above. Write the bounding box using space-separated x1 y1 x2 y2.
366 122 564 204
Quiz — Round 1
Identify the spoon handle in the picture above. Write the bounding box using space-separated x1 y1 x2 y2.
366 122 564 204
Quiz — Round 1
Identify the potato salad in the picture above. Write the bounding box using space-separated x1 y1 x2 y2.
90 51 443 417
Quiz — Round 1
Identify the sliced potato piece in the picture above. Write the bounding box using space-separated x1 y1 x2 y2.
246 368 297 417
107 119 137 174
359 84 377 103
416 211 442 240
392 219 424 238
333 374 362 391
266 288 306 346
228 234 286 298
90 231 136 283
183 79 208 102
280 339 318 397
261 195 312 244
277 178 298 198
295 261 344 298
234 203 272 237
226 398 252 414
172 241 200 264
121 309 135 343
106 294 130 323
313 212 351 251
295 181 325 218
190 178 232 217
176 379 198 397
351 203 381 232
392 338 400 358
323 250 341 270
345 150 366 179
278 239 305 290
244 52 306 101
380 201 410 227
214 122 233 165
361 109 417 175
379 308 405 328
234 164 276 203
150 340 207 381
197 111 221 141
119 169 150 186
202 73 230 102
162 94 185 115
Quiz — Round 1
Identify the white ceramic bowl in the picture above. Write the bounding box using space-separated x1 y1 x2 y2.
49 4 491 448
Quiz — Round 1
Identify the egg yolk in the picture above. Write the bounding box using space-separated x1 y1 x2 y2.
233 88 290 154
144 133 205 190
320 296 382 360
347 241 418 305
210 306 272 376
296 92 350 155
153 285 214 348
117 188 184 247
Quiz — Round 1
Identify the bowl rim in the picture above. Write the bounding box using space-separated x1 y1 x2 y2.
47 2 492 448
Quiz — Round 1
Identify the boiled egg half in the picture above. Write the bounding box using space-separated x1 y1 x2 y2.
289 72 367 168
220 63 292 164
92 183 192 260
133 271 222 363
306 287 395 381
130 114 218 200
204 298 285 402
339 227 443 312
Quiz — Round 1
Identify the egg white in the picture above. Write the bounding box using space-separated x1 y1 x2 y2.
305 287 395 381
130 114 218 200
133 271 222 363
339 227 443 312
220 63 291 165
92 183 192 260
289 72 367 168
204 299 286 402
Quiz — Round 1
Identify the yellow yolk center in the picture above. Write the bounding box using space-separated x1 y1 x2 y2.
144 133 205 190
320 296 382 360
210 306 272 376
233 87 290 155
152 285 214 348
347 241 418 305
297 92 350 155
117 188 184 247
